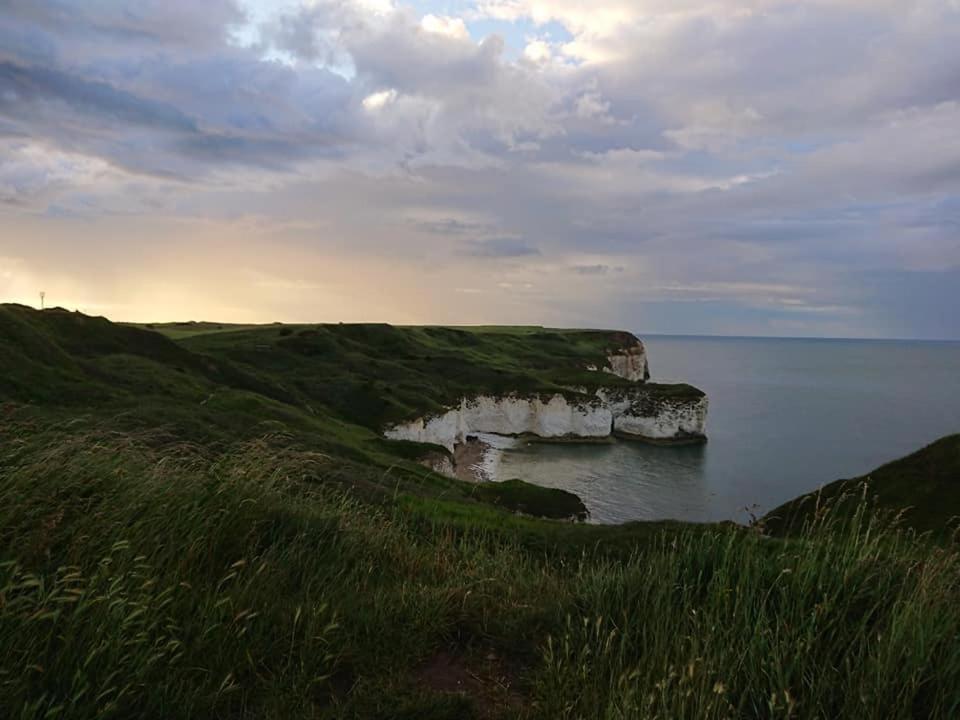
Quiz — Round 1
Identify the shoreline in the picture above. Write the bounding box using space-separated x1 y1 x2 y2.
452 433 521 483
453 436 492 482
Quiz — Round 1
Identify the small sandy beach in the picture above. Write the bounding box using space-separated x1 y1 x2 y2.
453 436 492 482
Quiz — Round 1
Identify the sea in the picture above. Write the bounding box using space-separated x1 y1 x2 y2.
493 336 960 524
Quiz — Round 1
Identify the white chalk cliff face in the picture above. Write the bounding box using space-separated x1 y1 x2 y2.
596 389 709 442
384 389 707 452
383 335 706 464
600 340 650 383
383 394 612 452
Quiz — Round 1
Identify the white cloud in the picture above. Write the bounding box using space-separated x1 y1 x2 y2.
0 141 118 207
420 14 469 40
523 39 553 63
574 89 612 121
664 103 763 151
362 88 399 110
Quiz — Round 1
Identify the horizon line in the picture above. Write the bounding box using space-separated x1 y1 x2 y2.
5 303 958 344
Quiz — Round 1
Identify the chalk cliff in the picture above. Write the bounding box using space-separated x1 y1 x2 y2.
599 338 651 382
597 387 708 442
381 331 706 479
384 386 707 452
384 394 610 452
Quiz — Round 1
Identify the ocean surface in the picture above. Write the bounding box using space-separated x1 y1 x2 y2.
496 336 960 524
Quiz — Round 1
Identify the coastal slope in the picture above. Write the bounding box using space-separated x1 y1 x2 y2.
0 304 705 513
763 434 960 539
3 304 960 718
174 322 706 440
168 320 708 475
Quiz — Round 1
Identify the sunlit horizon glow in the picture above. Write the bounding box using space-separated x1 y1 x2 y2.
1 1 959 339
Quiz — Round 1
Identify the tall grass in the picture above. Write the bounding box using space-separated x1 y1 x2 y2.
2 421 960 718
535 507 960 719
0 430 351 718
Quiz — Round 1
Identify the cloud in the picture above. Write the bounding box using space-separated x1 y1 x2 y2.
0 0 958 337
463 237 541 257
0 61 198 133
572 264 623 275
0 0 246 51
412 217 497 235
362 88 398 111
0 140 111 206
420 14 470 40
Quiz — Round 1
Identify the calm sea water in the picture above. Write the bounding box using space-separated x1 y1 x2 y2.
497 336 960 524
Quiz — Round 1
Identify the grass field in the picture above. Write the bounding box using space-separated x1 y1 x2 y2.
127 321 272 340
2 303 960 718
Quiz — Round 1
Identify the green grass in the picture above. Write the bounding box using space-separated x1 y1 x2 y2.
0 303 699 513
0 304 594 521
126 321 275 339
763 434 960 540
4 303 960 717
472 479 589 521
3 305 701 437
2 420 960 718
172 323 680 430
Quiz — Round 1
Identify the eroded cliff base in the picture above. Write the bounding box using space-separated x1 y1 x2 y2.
384 385 708 456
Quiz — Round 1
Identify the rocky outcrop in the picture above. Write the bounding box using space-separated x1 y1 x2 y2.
383 333 705 482
597 388 709 443
600 339 650 382
384 394 611 452
417 450 456 478
384 386 707 452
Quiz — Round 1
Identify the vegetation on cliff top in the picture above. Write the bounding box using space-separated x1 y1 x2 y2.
0 304 566 519
169 320 701 430
3 303 960 718
763 434 960 541
0 303 700 514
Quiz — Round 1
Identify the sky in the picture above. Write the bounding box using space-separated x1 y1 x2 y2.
1 0 959 339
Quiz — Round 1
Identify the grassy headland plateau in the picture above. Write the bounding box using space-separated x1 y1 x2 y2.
2 304 959 719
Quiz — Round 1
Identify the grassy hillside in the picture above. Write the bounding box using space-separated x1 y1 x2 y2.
3 416 960 719
170 322 701 431
0 304 700 514
3 304 960 718
763 434 960 540
0 304 583 518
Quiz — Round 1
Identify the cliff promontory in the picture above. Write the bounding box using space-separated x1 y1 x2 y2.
0 308 706 485
175 324 707 448
379 330 707 462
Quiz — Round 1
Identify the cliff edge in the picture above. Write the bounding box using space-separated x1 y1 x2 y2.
379 330 707 463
